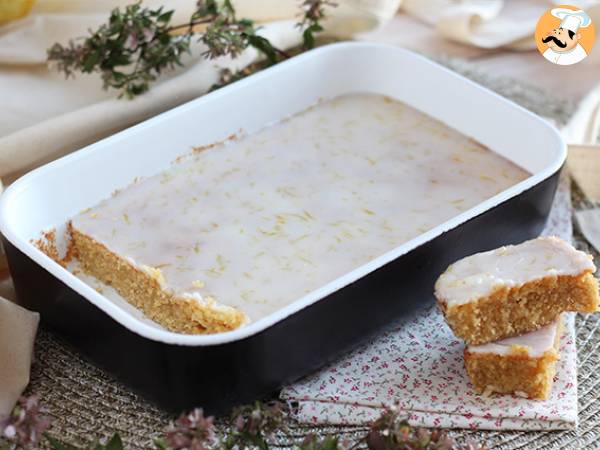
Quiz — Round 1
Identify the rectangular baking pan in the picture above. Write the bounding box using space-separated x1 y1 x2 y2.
0 42 566 414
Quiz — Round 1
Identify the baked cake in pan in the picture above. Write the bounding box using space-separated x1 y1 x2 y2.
68 94 529 334
436 237 599 345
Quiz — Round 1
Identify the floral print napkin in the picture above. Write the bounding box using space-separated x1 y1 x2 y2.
281 308 577 430
281 173 579 430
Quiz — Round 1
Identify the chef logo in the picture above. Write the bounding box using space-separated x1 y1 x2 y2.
535 5 595 66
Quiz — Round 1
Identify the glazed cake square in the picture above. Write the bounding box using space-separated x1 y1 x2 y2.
436 237 599 345
66 94 529 334
464 315 564 400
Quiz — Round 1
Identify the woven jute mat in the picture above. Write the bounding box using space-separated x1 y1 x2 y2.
16 61 600 450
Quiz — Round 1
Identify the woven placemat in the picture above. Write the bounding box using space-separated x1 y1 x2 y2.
14 60 600 450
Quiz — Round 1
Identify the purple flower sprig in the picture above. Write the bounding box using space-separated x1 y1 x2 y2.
46 2 190 99
0 395 52 449
222 401 286 450
297 0 338 50
364 406 487 450
47 0 336 99
295 434 347 450
159 408 216 450
157 401 287 450
0 395 490 450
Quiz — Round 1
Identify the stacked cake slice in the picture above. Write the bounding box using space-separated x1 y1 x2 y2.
435 236 600 399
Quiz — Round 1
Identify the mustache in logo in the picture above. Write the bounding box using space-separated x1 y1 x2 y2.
542 35 567 48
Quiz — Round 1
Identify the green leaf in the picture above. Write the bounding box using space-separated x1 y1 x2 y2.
108 53 132 67
81 51 101 72
322 436 340 450
105 433 124 450
158 33 171 45
111 71 126 82
302 28 315 49
247 34 278 64
109 11 122 28
309 23 324 33
157 10 174 23
223 0 236 17
302 23 324 50
238 18 254 27
153 438 169 450
45 433 80 450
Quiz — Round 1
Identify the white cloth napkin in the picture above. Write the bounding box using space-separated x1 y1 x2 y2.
570 144 600 255
281 174 580 430
282 310 578 430
576 206 600 255
362 0 600 146
2 0 600 183
0 296 39 417
0 0 401 181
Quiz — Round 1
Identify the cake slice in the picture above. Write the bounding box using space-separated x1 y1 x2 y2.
435 236 599 345
69 224 246 334
464 315 563 399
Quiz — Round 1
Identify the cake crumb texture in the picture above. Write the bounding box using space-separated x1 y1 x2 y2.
441 272 598 345
70 227 246 334
464 318 563 400
32 225 75 268
464 350 559 400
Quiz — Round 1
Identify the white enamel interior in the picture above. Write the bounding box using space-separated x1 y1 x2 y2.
0 43 566 346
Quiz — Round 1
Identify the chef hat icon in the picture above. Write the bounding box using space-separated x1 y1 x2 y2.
551 8 592 33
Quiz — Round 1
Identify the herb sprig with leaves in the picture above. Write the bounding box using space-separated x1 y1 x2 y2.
298 0 337 50
191 0 288 63
1 395 488 450
47 3 190 99
47 0 335 99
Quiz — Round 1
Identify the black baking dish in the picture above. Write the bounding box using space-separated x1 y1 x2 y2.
0 43 566 413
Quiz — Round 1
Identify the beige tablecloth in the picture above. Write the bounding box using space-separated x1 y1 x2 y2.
1 0 600 183
1 0 600 422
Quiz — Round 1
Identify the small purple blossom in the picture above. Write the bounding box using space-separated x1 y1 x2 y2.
364 406 484 450
0 394 491 450
164 408 215 450
0 395 52 448
123 32 138 51
142 27 156 43
123 26 156 51
232 401 285 438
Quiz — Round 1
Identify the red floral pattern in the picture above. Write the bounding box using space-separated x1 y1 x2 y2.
281 174 577 430
282 308 577 430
